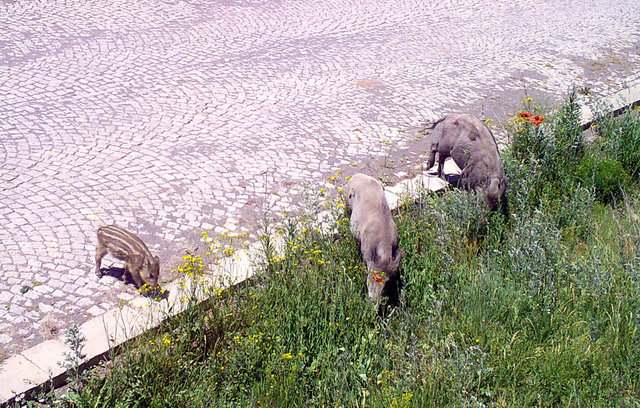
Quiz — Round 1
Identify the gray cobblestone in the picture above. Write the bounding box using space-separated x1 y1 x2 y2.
38 304 54 313
86 306 105 317
32 285 53 295
1 0 639 360
75 287 93 297
76 298 95 308
22 291 40 300
8 305 25 315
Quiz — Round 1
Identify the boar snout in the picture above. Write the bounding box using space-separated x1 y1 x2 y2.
141 255 160 289
367 272 385 304
366 250 402 304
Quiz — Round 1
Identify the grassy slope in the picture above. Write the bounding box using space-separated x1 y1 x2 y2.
56 98 640 407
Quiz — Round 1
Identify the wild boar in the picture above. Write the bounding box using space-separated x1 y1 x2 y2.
426 113 507 210
345 173 402 303
95 225 160 290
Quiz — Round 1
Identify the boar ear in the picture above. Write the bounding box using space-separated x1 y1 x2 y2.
154 255 160 265
392 249 403 270
489 177 500 192
131 255 144 268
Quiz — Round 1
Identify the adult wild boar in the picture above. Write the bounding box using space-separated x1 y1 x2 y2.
426 113 507 210
345 173 402 303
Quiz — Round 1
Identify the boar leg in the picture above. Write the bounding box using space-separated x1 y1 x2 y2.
127 256 145 288
129 267 145 288
426 141 437 172
95 244 107 277
122 262 130 284
437 151 448 177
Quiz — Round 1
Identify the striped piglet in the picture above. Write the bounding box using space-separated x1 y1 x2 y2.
95 225 160 290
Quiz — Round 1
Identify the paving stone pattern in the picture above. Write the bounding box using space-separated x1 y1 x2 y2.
1 0 639 359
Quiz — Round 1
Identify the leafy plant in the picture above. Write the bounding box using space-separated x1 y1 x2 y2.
577 154 629 203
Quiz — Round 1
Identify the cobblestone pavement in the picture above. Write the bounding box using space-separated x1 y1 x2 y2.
1 0 639 359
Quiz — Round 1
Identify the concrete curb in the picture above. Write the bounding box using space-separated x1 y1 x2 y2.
2 84 639 406
580 83 640 129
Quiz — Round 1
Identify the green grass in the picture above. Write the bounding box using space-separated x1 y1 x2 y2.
41 99 640 407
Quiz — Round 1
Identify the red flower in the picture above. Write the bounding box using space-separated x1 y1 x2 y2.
530 115 545 125
519 111 532 119
371 273 383 285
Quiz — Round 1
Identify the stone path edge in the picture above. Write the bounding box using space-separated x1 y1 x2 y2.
1 84 639 407
580 83 640 129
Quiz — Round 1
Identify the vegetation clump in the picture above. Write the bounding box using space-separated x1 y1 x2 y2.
38 98 640 407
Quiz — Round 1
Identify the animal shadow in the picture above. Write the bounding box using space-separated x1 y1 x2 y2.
98 266 169 301
100 266 127 281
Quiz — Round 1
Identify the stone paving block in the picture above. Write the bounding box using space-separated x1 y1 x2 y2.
86 306 105 316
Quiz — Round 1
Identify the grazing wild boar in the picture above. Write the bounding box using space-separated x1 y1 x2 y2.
426 113 507 210
346 173 402 303
95 225 160 290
